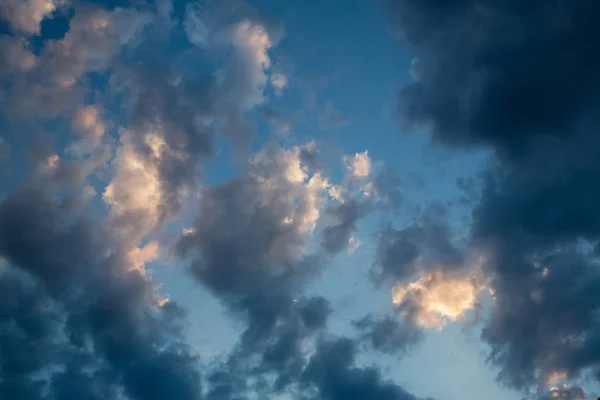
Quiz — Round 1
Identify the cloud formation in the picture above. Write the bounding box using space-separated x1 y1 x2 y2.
0 162 201 400
301 337 421 400
387 0 600 394
392 268 483 330
177 143 330 337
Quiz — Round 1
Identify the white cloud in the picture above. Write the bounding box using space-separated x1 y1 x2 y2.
251 143 330 235
103 131 165 245
327 184 346 203
127 240 159 272
345 151 372 178
392 268 484 330
227 20 273 109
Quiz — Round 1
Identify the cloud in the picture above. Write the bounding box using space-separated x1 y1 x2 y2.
387 0 600 392
0 0 59 35
6 4 151 118
353 314 423 355
70 104 106 154
387 0 600 156
320 200 367 254
0 164 202 400
318 151 403 255
177 143 330 348
372 204 465 284
103 131 166 246
301 337 421 400
536 385 586 400
270 72 288 96
228 20 274 109
391 268 483 330
73 105 105 139
345 151 372 178
0 36 36 75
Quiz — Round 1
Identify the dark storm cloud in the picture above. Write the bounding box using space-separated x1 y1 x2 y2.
388 0 600 392
0 168 202 400
353 314 423 355
301 337 421 400
389 0 600 158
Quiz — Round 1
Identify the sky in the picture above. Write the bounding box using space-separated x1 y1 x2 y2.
0 1 599 400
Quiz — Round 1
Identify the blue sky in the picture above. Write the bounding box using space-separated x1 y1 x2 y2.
1 1 600 400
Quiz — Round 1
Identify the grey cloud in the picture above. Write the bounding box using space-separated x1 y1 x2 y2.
388 0 600 392
0 168 202 400
200 296 332 398
175 144 415 397
388 0 600 158
372 206 465 284
319 169 404 256
301 337 421 400
124 61 216 210
353 314 423 355
176 145 331 385
535 386 586 400
320 200 367 254
5 4 151 119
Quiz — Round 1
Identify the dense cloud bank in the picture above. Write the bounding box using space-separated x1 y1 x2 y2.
387 0 600 395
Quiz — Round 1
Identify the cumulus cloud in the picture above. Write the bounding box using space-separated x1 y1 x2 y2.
103 131 166 245
320 200 367 254
0 0 59 35
175 143 337 393
0 164 201 400
70 104 106 154
318 150 403 255
0 36 36 75
387 0 600 392
301 337 421 400
174 142 344 396
73 105 105 139
353 314 423 355
178 143 329 313
392 268 483 330
372 208 465 284
227 20 273 109
6 4 151 118
0 0 458 398
345 150 372 178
